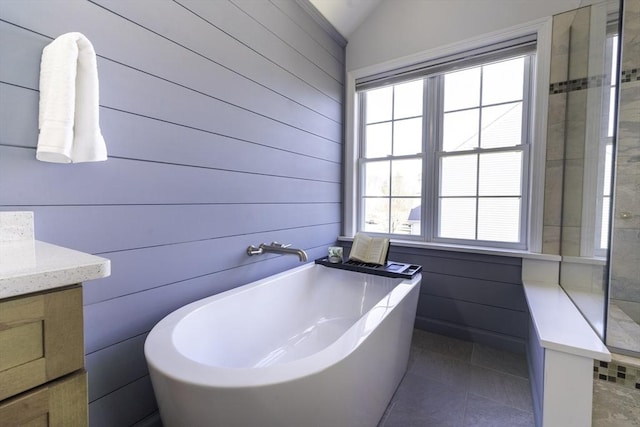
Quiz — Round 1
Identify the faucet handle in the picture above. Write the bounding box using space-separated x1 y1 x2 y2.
271 242 291 248
247 245 263 256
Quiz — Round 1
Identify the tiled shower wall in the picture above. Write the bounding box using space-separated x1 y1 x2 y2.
543 6 610 311
609 0 640 327
544 0 640 351
594 359 640 391
543 4 614 259
543 6 592 257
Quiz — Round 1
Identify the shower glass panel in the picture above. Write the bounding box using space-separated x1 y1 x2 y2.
606 0 640 357
555 0 621 341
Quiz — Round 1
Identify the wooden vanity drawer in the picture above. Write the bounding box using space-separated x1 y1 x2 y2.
0 286 84 401
0 370 87 426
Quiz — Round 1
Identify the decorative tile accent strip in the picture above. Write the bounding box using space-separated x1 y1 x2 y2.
549 68 639 94
620 68 639 83
593 359 640 392
549 75 609 94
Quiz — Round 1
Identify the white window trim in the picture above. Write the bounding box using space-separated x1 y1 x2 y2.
344 17 552 253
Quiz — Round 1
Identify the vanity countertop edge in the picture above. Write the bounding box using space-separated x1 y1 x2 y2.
0 240 111 299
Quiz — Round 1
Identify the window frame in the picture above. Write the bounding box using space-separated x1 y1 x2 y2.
432 58 533 249
355 52 535 250
356 81 428 236
343 18 552 254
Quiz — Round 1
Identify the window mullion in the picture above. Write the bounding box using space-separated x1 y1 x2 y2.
424 76 440 241
388 87 395 234
475 66 484 241
358 92 367 233
520 56 533 247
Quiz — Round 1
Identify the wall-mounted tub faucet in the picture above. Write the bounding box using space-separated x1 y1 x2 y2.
246 242 308 262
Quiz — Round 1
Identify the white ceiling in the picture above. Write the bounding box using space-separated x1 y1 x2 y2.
308 0 384 39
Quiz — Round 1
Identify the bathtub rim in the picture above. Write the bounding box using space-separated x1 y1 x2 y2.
144 263 421 388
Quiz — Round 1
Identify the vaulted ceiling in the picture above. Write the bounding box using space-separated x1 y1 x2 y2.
308 0 384 39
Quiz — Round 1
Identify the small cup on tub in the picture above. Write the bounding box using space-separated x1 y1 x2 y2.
328 246 343 263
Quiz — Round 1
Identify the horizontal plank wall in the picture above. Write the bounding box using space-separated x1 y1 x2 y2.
0 0 345 425
341 243 528 354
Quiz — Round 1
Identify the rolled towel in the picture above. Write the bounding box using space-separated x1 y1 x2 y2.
37 32 107 163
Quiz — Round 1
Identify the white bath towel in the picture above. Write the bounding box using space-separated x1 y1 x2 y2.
37 32 107 163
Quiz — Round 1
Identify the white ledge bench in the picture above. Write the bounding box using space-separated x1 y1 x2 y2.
522 259 611 427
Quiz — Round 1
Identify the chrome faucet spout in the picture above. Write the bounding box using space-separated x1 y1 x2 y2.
256 242 308 262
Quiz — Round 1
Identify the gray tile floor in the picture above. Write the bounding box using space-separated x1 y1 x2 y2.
378 330 534 427
592 380 640 427
379 329 640 427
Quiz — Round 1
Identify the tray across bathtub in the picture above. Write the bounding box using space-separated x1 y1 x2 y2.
314 257 422 279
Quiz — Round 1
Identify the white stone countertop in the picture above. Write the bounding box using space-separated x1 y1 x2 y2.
523 279 611 361
0 240 110 299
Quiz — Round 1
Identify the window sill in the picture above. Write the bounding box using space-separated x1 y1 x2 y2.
561 255 607 266
337 235 561 261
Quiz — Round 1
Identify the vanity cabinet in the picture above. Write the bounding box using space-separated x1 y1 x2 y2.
0 213 110 426
0 285 87 426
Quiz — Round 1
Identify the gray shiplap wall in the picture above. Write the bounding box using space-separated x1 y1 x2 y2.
0 0 344 425
341 243 528 354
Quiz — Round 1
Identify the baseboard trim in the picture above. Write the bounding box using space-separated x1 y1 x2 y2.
414 316 526 354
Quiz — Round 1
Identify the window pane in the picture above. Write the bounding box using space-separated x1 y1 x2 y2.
607 88 615 138
366 87 392 123
481 102 522 148
478 151 522 196
439 198 476 239
610 36 618 85
600 196 610 249
392 159 422 196
440 155 477 196
393 118 423 155
407 202 422 235
364 161 390 197
444 67 480 111
442 109 479 151
477 198 521 242
603 144 612 196
600 143 612 249
394 80 423 119
365 122 392 158
482 57 524 105
363 198 389 233
391 198 421 235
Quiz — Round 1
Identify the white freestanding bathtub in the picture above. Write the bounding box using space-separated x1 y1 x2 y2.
145 263 421 427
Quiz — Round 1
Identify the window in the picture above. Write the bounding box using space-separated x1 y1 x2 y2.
596 33 618 253
361 80 424 235
357 48 534 249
